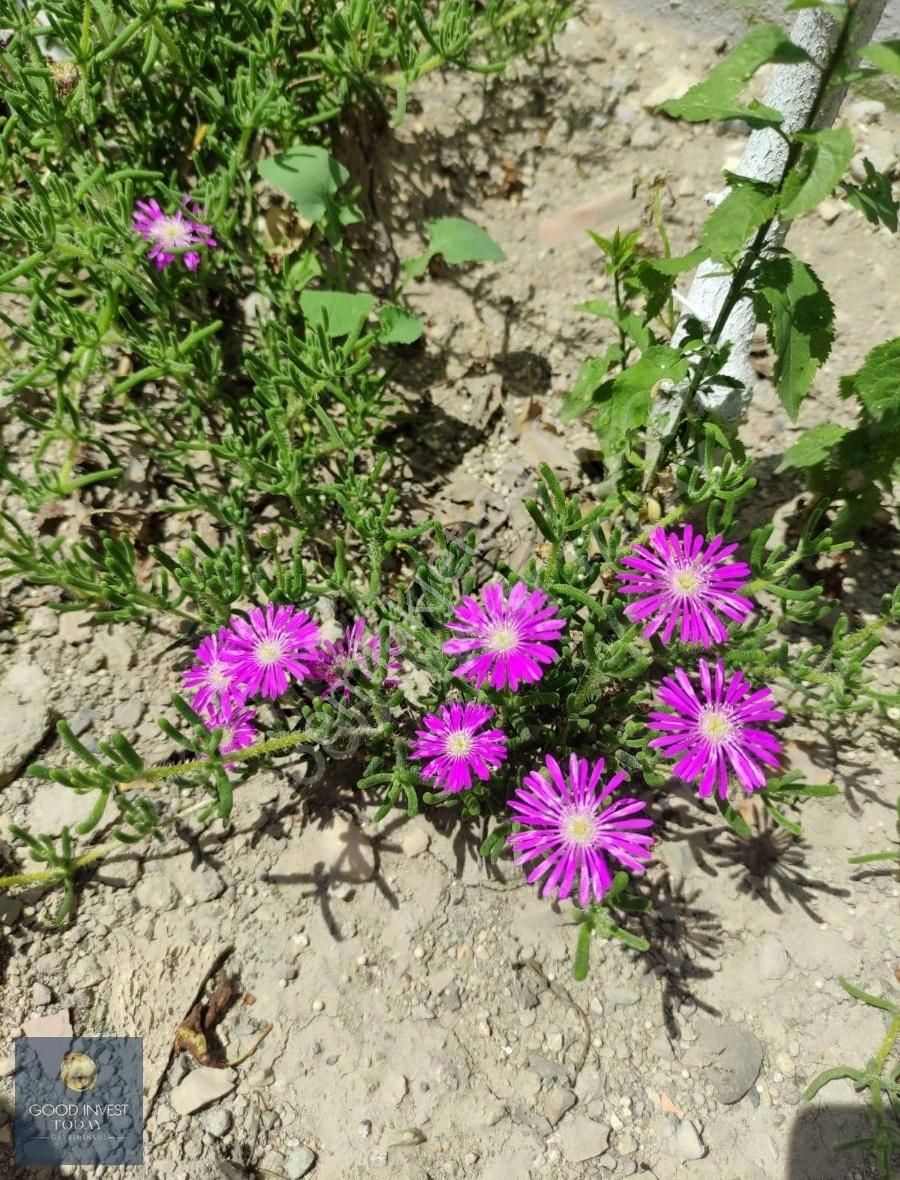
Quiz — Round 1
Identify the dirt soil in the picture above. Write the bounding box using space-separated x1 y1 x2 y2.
1 2 899 1179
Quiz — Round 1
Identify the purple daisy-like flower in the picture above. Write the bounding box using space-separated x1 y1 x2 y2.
183 627 246 716
221 604 320 700
204 700 258 758
133 196 217 270
648 659 785 799
617 524 753 647
312 618 402 700
410 701 508 794
508 753 654 906
443 582 565 692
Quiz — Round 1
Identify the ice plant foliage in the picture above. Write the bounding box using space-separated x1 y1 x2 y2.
443 581 565 691
508 754 654 905
222 604 320 700
618 524 753 647
133 197 217 270
410 702 508 794
312 618 402 699
648 659 785 799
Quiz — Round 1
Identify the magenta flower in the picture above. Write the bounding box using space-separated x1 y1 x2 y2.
617 524 753 647
133 197 217 270
183 628 246 716
648 659 785 799
221 604 320 700
312 618 402 700
443 582 565 692
204 699 258 758
410 701 508 794
508 753 654 905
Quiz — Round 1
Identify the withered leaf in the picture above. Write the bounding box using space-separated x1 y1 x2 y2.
174 970 273 1069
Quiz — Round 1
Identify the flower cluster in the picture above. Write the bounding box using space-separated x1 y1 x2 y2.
407 525 785 905
410 581 654 906
179 525 785 909
619 524 785 800
183 609 394 759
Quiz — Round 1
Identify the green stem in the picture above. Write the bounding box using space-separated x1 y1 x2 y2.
132 727 315 787
0 729 320 892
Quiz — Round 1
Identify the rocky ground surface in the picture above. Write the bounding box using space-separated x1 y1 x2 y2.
1 1 899 1178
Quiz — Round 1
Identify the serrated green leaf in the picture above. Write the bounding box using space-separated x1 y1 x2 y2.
780 127 854 220
637 262 677 319
300 290 376 337
753 254 835 420
701 182 778 260
576 300 651 350
376 305 424 345
841 157 899 232
659 25 808 123
839 338 900 421
777 422 849 471
560 349 620 423
258 146 348 222
860 39 900 77
597 346 690 446
645 248 706 275
577 298 619 320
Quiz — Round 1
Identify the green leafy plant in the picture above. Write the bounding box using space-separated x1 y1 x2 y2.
804 978 900 1180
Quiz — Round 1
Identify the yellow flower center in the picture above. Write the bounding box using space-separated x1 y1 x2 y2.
700 708 732 742
563 811 596 847
210 663 230 689
446 731 473 757
671 566 702 595
255 638 283 666
488 624 519 653
158 217 187 244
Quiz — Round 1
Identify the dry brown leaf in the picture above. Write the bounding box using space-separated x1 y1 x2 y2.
174 970 272 1070
263 205 311 256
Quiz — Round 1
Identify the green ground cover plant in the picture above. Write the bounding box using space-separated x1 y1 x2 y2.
1 1 899 1170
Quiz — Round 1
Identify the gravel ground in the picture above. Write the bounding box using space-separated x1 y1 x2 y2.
1 2 898 1178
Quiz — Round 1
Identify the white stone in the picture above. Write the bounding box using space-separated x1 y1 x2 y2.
817 199 842 224
201 1107 232 1138
558 1115 610 1163
380 1073 408 1107
170 1066 236 1115
22 1009 73 1039
0 660 52 788
757 934 790 981
284 1146 316 1179
675 1118 705 1161
400 827 430 857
